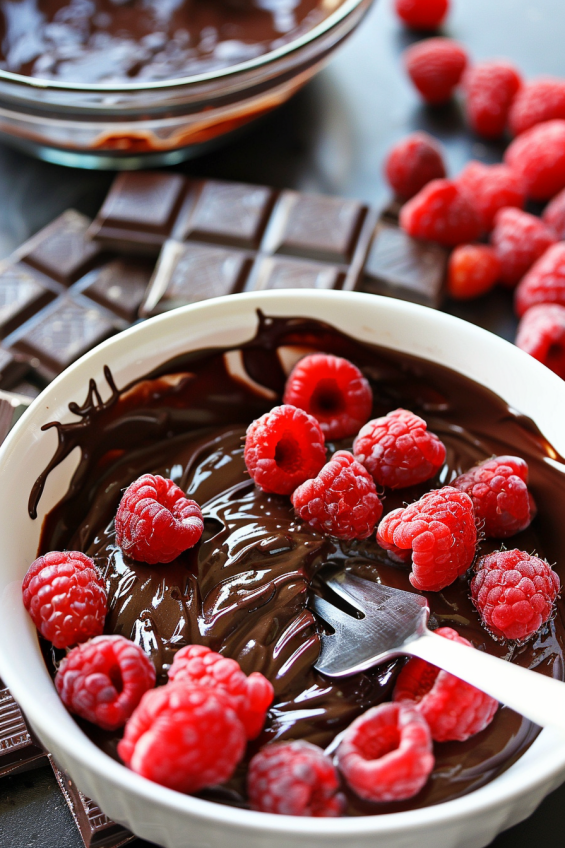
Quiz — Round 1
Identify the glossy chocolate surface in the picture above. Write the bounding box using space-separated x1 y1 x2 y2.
34 313 565 815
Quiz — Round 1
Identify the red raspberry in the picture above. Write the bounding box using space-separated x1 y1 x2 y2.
291 450 383 540
400 179 481 247
515 243 565 317
336 702 434 802
168 645 273 739
542 186 565 240
377 486 476 592
453 455 534 539
55 635 155 731
505 120 565 201
115 474 203 565
393 627 498 742
118 682 246 793
470 549 560 642
353 409 446 489
463 61 523 139
490 207 556 289
516 303 565 379
394 0 448 30
447 244 501 300
247 741 344 817
404 38 468 105
509 78 565 136
457 162 525 232
384 132 446 200
22 551 106 650
244 404 326 495
283 353 372 440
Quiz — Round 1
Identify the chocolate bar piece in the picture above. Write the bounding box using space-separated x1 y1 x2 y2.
0 679 46 777
80 258 154 322
0 263 56 337
0 347 32 390
22 210 103 286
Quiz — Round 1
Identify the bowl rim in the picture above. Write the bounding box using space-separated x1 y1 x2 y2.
0 0 366 95
2 288 565 838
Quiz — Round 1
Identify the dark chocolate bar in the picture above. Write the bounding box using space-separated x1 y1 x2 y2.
0 679 46 778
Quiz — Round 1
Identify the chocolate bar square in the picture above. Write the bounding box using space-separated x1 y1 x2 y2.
181 180 275 248
0 263 55 337
22 211 102 286
80 258 154 322
0 680 45 777
250 256 343 290
0 346 31 389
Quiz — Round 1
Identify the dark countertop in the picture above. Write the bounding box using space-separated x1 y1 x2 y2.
1 0 564 845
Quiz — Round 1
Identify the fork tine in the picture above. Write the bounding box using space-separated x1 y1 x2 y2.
311 595 358 630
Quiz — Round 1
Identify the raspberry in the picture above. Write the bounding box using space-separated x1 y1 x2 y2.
470 549 560 642
404 38 468 105
353 409 446 489
515 243 565 317
282 353 372 440
115 474 203 565
394 0 448 30
291 450 383 540
400 179 481 247
336 702 434 802
168 645 273 739
453 455 534 539
118 682 246 793
447 244 501 300
22 551 107 650
463 61 523 139
505 120 565 201
247 741 344 817
55 635 155 731
244 404 326 495
377 486 476 592
384 133 446 200
516 303 565 379
542 186 565 240
458 162 525 232
490 208 556 289
509 78 565 136
393 627 498 742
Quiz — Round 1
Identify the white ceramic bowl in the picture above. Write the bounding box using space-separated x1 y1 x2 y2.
1 289 565 848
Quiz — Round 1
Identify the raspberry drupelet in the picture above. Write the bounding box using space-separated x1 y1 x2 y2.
244 404 326 495
115 474 203 565
337 702 434 802
490 207 555 289
55 635 156 731
505 120 565 201
393 627 498 742
457 162 525 233
463 61 522 140
353 408 446 489
516 303 565 379
384 133 446 200
400 179 481 247
404 38 468 105
22 551 107 649
471 549 560 642
447 245 501 300
509 78 565 136
282 353 372 440
168 645 273 739
515 243 565 317
247 741 344 817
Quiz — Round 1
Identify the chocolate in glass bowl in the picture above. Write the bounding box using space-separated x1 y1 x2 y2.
33 312 565 816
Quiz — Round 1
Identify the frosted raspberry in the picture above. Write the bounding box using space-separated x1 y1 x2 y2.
55 635 155 731
471 549 560 642
353 409 446 489
384 133 446 199
516 303 565 379
505 120 565 201
22 551 106 650
283 353 372 440
247 741 344 817
458 162 525 232
291 450 383 541
400 179 481 247
491 208 556 289
377 486 477 592
509 78 565 136
463 60 522 139
394 0 449 30
168 645 273 739
118 682 246 793
515 243 565 317
404 38 468 105
542 186 565 240
115 474 203 565
393 627 498 742
447 244 501 300
336 702 434 802
244 404 326 495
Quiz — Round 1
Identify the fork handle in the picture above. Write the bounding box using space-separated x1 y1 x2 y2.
407 629 565 732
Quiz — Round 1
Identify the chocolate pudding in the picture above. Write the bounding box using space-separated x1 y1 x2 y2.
33 312 565 815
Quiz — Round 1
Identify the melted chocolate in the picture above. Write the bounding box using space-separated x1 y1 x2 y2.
34 312 565 815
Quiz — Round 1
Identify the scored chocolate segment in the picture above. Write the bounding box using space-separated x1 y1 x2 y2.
0 679 46 777
22 211 103 286
0 263 56 337
0 346 32 389
250 256 344 290
80 258 154 323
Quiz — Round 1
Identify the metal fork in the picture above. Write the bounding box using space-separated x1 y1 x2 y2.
312 571 565 732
